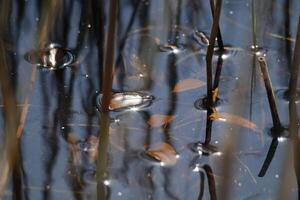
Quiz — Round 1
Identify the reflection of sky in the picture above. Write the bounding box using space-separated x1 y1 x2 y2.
1 0 300 199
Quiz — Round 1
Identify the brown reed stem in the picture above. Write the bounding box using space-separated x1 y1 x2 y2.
289 16 300 199
100 0 118 113
97 0 118 200
257 56 282 130
0 39 20 199
209 0 224 50
206 0 222 109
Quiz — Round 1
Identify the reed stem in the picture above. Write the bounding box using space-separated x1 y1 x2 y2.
97 0 118 199
209 0 224 51
206 0 223 109
251 0 257 48
257 56 282 130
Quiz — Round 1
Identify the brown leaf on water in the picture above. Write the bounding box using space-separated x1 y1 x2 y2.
147 114 175 127
146 143 177 166
172 79 205 93
210 112 259 132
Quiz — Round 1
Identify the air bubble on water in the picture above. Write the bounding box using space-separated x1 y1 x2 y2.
24 43 74 70
61 126 65 130
45 185 51 190
229 11 234 15
97 92 154 112
87 24 92 28
275 174 279 178
117 192 122 196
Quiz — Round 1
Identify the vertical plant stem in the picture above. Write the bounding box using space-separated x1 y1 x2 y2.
288 17 300 95
206 0 223 108
38 0 60 48
100 0 118 113
209 0 224 50
257 56 282 130
251 0 257 48
97 0 118 199
0 39 20 199
288 16 300 199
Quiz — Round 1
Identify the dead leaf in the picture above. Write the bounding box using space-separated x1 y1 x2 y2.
146 143 177 166
148 114 175 127
210 112 259 132
172 79 205 92
212 88 219 103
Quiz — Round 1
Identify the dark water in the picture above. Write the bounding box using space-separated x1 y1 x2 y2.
0 0 300 199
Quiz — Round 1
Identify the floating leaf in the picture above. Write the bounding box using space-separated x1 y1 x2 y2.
172 79 205 93
148 114 175 127
210 112 259 132
146 143 177 166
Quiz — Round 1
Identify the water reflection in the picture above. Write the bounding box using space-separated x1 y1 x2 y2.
0 0 300 199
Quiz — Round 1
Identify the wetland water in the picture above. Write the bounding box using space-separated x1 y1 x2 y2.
0 0 300 199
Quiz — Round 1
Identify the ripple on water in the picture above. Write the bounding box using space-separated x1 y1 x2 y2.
24 43 74 70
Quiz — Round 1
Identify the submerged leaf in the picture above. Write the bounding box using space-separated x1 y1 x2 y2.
146 143 177 166
210 112 259 132
172 79 205 92
148 114 175 127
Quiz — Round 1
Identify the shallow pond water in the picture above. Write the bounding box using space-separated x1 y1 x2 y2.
0 0 300 199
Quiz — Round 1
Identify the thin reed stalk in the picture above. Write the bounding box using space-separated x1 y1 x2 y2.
251 0 257 48
206 0 222 110
283 16 300 199
257 56 282 130
209 0 224 50
38 0 61 48
97 0 118 199
0 39 20 199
